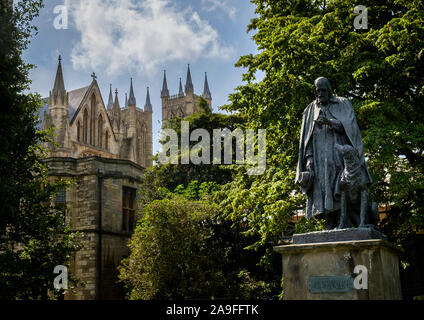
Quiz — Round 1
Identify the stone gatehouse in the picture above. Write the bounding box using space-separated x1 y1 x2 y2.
46 156 143 299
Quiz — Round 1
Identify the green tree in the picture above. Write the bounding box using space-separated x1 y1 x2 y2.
119 195 224 299
159 108 243 191
120 105 279 299
220 0 424 287
119 189 271 300
0 0 81 299
137 104 244 213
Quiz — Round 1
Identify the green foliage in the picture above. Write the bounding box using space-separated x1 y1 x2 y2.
0 1 81 299
137 111 243 214
174 180 219 201
139 109 245 214
221 0 424 256
198 96 212 114
294 217 325 234
119 193 273 299
121 111 280 299
119 195 218 299
160 110 245 188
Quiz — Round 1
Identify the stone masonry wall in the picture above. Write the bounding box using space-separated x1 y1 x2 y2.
46 156 143 300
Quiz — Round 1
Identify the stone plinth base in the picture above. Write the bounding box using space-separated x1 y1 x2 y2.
274 237 402 300
292 227 387 244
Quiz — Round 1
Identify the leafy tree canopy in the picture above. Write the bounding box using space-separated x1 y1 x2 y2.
120 105 280 299
0 0 81 299
220 0 424 262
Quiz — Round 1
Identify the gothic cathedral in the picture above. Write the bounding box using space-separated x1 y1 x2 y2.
39 57 152 299
41 56 153 168
38 58 212 300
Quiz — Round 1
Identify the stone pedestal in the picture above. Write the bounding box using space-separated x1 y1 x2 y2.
274 232 402 300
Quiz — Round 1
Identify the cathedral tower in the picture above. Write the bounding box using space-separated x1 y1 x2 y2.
161 65 212 126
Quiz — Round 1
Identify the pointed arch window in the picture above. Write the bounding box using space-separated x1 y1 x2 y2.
98 114 103 148
77 120 81 141
105 130 109 151
83 108 88 144
91 94 96 145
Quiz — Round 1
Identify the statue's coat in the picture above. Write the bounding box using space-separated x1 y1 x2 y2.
295 96 372 218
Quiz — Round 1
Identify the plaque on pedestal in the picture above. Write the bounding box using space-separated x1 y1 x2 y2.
273 233 402 300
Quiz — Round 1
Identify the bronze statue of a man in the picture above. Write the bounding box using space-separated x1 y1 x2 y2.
295 77 375 229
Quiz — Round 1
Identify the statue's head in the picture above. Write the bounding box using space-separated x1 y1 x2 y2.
314 77 332 105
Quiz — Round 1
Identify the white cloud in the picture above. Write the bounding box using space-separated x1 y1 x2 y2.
68 0 234 76
201 0 236 20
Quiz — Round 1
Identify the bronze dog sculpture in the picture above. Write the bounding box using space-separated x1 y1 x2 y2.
335 144 378 229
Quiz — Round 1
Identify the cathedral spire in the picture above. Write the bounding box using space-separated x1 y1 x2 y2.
144 87 152 112
128 78 136 106
112 88 121 130
125 93 128 108
161 70 169 98
49 55 69 148
107 84 113 110
185 64 193 94
52 55 66 104
178 77 184 96
113 88 121 112
202 72 211 100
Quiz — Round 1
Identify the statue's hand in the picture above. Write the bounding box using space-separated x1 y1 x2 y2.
314 118 326 127
315 117 332 127
328 118 343 131
306 157 314 173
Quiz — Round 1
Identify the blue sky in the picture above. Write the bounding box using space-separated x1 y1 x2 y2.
23 0 262 154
